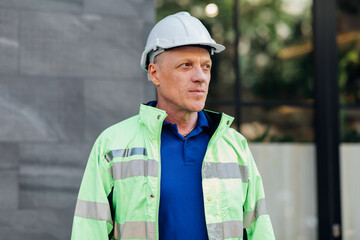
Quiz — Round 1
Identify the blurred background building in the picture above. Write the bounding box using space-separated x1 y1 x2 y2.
0 0 359 239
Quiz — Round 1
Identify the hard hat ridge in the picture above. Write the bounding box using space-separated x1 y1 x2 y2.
140 11 225 72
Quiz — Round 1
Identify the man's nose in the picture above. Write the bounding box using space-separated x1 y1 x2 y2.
191 65 208 83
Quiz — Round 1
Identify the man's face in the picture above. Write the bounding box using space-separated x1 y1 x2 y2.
150 46 212 114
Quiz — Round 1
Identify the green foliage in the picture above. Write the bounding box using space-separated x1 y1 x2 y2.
342 128 360 142
339 48 360 104
239 0 314 101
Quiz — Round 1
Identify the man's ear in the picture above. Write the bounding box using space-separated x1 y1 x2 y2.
148 63 160 87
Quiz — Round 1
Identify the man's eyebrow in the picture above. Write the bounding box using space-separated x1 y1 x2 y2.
202 58 212 64
179 57 212 62
174 58 192 65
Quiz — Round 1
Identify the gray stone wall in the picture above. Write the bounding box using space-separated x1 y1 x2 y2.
0 1 155 239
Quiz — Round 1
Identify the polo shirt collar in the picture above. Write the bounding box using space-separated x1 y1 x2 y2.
147 101 209 135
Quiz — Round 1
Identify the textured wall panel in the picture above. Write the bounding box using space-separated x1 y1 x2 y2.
0 1 155 239
0 143 19 169
84 79 144 141
19 11 145 79
19 189 78 209
19 143 91 167
0 143 19 209
144 80 156 102
0 0 83 13
18 143 91 209
0 9 18 74
84 0 155 23
0 170 19 209
20 164 84 190
0 209 73 240
0 77 84 142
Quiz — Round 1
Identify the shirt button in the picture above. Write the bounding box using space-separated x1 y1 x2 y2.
226 120 230 125
150 194 155 198
207 196 213 201
157 115 161 120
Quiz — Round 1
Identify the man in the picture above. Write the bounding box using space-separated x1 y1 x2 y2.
71 12 275 240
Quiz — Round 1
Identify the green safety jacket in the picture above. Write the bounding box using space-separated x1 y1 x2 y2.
71 104 275 240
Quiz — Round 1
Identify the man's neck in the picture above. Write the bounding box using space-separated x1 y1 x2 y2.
155 102 198 136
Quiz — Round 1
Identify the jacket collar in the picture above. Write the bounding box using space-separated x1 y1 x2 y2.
203 109 234 140
139 103 167 138
139 102 234 139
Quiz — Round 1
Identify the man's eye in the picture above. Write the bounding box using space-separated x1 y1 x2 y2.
204 64 211 69
182 63 190 67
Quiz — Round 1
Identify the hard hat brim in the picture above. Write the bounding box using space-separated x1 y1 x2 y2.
140 42 225 71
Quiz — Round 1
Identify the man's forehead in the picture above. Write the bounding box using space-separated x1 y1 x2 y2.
163 46 212 58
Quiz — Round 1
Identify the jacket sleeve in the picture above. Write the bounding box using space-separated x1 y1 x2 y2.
71 136 114 240
242 140 275 240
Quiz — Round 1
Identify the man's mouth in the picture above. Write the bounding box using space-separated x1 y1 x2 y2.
189 89 205 93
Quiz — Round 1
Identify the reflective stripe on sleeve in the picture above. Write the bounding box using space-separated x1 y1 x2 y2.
202 162 248 182
105 148 147 162
74 199 112 223
207 220 244 240
113 221 156 240
243 198 268 228
111 159 158 180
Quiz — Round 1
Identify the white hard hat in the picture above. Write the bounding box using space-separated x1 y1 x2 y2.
140 11 225 71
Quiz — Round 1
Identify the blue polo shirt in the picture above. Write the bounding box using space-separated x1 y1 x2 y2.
150 103 210 240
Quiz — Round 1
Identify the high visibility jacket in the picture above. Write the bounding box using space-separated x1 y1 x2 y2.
71 104 275 240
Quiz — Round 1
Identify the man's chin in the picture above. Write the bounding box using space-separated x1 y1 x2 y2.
186 102 206 112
